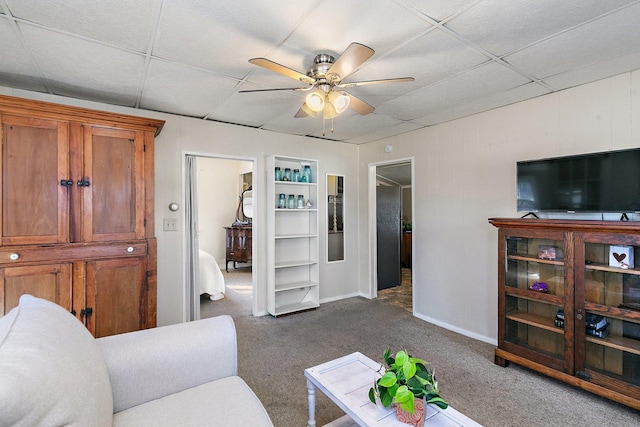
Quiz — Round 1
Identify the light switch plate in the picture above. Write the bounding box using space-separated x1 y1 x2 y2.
163 218 177 231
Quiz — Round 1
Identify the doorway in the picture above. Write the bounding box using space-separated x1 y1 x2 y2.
185 155 256 321
371 160 413 313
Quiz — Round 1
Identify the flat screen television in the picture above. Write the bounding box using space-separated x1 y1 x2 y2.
517 148 640 213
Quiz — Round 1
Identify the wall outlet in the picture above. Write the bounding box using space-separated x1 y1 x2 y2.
163 218 178 231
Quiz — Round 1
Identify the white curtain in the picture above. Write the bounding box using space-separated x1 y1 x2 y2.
185 155 200 321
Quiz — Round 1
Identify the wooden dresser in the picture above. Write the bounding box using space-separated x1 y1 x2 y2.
224 226 252 272
0 95 164 337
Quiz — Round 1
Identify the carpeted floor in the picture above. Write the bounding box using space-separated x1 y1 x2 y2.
201 269 639 427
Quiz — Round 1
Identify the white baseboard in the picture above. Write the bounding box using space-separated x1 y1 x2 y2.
413 312 497 346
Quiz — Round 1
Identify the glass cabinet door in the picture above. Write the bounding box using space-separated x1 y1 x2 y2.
577 235 640 393
500 230 570 371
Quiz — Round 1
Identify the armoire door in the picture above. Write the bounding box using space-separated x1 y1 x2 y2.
82 126 146 242
0 263 72 315
376 185 401 290
1 115 70 245
85 257 147 338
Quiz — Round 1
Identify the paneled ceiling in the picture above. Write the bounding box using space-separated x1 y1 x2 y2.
2 0 640 144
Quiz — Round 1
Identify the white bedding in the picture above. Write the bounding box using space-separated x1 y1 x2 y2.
199 249 225 300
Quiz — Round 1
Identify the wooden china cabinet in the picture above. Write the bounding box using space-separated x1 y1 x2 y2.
490 218 640 410
0 95 164 337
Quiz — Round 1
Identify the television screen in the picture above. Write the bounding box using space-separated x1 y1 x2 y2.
517 148 640 213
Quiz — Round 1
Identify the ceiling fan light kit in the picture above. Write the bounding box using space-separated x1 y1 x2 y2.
242 42 414 136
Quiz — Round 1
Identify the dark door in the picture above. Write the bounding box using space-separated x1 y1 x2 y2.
376 185 401 290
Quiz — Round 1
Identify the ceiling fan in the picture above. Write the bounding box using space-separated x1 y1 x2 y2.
240 42 414 135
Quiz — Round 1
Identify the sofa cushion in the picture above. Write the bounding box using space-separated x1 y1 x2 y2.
0 295 113 426
113 376 273 426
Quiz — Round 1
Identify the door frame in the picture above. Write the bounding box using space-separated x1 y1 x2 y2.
183 152 258 321
367 157 414 308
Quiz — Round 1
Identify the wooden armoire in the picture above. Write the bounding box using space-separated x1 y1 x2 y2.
0 95 164 337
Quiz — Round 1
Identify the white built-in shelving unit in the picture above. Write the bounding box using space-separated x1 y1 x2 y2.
267 155 319 316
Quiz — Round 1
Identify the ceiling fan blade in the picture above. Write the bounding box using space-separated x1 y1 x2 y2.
345 92 375 115
326 43 374 82
337 77 415 88
239 87 310 93
248 58 315 84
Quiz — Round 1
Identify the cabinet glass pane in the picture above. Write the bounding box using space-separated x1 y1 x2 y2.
506 237 564 296
583 242 640 387
505 295 564 358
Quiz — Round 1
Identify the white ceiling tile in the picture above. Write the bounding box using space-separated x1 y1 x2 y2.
447 0 638 56
303 112 403 141
154 0 316 79
543 50 640 90
6 0 160 52
505 3 640 79
346 121 425 144
284 0 432 59
377 61 531 120
0 18 48 92
213 91 303 128
400 0 479 22
413 82 551 126
260 113 320 137
19 24 143 105
140 59 239 118
347 28 488 96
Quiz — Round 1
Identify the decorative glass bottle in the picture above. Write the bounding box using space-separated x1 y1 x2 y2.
277 193 286 209
283 168 292 181
287 194 295 209
302 165 312 183
274 167 282 181
292 168 301 182
297 195 305 208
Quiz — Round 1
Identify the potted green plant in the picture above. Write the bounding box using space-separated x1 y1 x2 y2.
368 349 448 417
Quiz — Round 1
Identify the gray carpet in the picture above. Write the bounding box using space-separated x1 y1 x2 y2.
201 270 639 426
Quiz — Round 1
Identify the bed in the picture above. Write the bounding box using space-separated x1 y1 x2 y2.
199 249 225 300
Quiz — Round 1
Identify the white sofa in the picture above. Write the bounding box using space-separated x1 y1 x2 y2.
0 295 273 426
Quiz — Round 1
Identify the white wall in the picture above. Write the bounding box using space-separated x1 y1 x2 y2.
197 157 252 265
358 70 640 344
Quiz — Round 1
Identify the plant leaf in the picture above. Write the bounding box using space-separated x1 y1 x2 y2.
427 396 449 409
394 351 408 369
368 387 376 404
402 359 416 380
378 372 397 387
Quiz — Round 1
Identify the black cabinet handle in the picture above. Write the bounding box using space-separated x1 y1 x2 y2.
60 180 73 186
77 179 91 187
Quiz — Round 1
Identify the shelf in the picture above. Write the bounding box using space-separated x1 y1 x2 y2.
275 208 318 212
275 234 318 239
505 310 563 334
275 181 318 186
508 253 564 266
273 300 319 316
585 262 640 276
505 288 564 305
275 280 318 292
274 259 317 269
586 335 640 356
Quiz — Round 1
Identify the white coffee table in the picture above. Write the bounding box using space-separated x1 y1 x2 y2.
304 352 483 427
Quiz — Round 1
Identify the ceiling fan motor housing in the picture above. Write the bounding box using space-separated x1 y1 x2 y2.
307 54 335 79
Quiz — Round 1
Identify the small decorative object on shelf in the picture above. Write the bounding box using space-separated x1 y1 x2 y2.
609 245 634 269
297 195 305 208
528 281 548 293
538 245 558 260
369 349 447 426
274 167 282 181
283 167 292 181
287 194 295 209
293 168 301 182
302 164 312 183
277 193 286 209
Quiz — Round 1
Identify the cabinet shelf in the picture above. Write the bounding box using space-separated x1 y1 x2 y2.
275 208 318 212
585 262 640 276
508 253 564 266
275 234 318 239
275 181 318 187
506 310 563 334
586 335 640 356
505 288 564 305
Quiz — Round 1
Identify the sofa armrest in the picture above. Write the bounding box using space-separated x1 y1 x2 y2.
96 315 237 413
